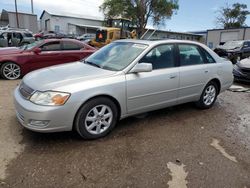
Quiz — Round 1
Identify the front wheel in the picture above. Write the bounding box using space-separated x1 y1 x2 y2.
0 62 21 80
196 82 218 109
74 97 118 139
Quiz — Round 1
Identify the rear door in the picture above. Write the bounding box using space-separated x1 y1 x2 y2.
28 41 62 72
178 44 210 104
61 41 91 62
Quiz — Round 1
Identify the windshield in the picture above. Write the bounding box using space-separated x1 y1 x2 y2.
19 40 44 50
84 42 148 71
223 41 243 49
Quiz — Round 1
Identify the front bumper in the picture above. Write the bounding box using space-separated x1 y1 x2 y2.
14 88 75 133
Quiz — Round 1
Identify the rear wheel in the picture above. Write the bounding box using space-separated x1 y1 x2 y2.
196 81 218 109
0 62 21 80
75 97 118 139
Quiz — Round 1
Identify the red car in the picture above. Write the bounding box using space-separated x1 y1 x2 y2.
0 39 96 80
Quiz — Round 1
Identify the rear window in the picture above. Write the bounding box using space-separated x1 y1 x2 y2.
24 33 33 37
201 48 216 63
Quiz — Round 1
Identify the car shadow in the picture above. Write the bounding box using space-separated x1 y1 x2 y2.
20 102 204 145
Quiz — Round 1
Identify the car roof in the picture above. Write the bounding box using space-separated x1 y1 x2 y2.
43 38 81 43
115 39 205 47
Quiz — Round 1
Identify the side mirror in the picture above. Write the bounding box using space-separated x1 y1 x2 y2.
130 63 152 73
33 48 41 54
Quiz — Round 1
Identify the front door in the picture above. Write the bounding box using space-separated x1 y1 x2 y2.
28 41 62 72
126 44 179 114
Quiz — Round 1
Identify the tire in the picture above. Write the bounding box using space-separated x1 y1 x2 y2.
74 97 118 139
195 81 218 109
0 62 21 80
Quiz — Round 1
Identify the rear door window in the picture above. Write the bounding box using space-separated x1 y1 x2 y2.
178 44 205 66
62 41 82 50
200 48 216 63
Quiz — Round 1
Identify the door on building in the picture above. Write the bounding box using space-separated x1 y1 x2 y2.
45 19 50 31
220 31 239 45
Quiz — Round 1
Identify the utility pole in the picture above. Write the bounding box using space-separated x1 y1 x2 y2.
31 0 34 14
14 0 19 28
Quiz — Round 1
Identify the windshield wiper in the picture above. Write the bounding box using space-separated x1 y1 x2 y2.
84 60 101 68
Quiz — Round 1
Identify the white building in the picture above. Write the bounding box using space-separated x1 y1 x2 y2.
40 10 103 35
206 27 250 49
142 29 203 42
0 9 38 33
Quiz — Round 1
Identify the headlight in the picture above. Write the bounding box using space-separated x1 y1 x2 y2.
30 91 70 106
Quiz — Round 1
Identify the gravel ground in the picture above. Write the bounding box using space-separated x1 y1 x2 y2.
0 79 249 188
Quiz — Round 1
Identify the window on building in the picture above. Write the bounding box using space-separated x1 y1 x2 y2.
178 44 205 66
55 25 60 33
139 44 175 70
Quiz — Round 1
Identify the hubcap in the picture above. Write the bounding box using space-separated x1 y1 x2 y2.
3 63 21 80
85 105 113 135
203 85 216 106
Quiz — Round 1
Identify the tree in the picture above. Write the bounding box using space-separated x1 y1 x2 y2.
216 3 250 29
100 0 179 36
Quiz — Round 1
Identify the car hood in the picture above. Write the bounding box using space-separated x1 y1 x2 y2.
237 58 250 69
23 62 116 91
0 47 23 55
215 45 240 51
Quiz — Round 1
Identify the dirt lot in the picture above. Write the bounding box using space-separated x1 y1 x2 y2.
0 79 249 188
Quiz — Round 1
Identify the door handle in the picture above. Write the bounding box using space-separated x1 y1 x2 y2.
169 75 177 79
204 70 209 73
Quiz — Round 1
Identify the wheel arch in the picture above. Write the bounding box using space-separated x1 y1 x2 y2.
207 78 221 93
73 94 122 129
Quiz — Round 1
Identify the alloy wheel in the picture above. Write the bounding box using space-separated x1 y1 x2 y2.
2 63 21 80
203 85 216 106
84 105 113 135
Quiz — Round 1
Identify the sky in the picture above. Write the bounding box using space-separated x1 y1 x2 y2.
0 0 250 32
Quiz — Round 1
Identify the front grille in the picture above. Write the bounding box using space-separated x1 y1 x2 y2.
19 82 35 99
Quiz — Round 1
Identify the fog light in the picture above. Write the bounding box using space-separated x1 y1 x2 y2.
29 120 50 127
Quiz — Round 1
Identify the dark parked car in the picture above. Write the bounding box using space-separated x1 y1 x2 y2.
0 39 96 80
34 31 75 40
233 57 250 83
214 40 250 64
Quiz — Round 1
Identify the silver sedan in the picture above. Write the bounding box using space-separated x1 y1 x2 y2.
14 39 233 139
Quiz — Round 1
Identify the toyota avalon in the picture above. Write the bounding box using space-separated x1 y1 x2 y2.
14 39 233 139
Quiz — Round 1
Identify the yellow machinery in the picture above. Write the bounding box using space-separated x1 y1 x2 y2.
89 18 137 48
